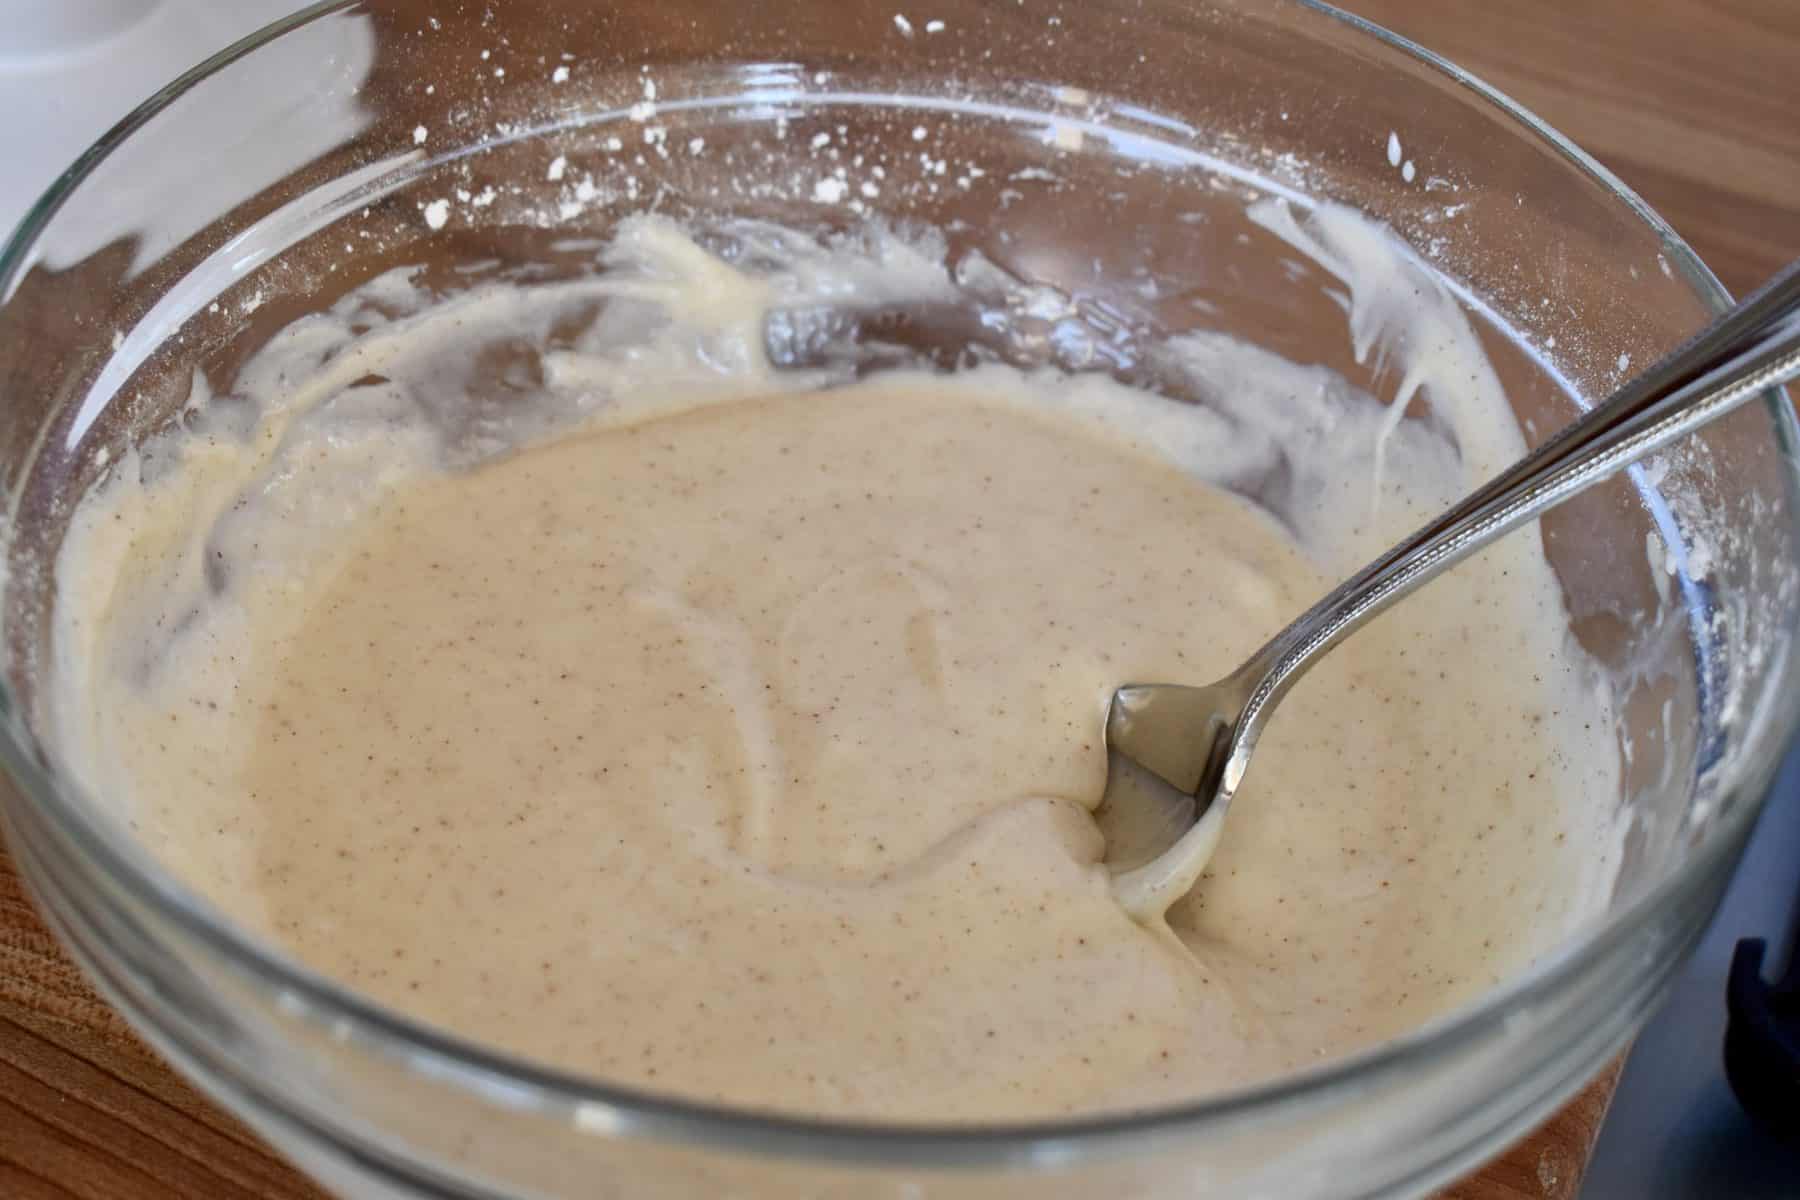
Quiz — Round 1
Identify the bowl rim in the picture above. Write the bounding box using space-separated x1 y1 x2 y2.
1 0 1794 1170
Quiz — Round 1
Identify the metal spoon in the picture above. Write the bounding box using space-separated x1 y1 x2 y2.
1098 258 1800 921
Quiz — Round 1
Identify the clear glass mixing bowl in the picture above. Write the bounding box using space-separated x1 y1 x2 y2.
1 1 1796 1197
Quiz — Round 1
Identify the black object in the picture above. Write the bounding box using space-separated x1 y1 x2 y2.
1726 880 1800 1145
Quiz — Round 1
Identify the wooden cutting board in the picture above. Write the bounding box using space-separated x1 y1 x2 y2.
2 1 1795 1196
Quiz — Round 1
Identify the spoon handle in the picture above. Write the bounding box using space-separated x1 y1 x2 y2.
1222 259 1800 791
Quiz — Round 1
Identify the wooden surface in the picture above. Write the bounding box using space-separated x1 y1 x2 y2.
1342 0 1800 298
2 1 1797 1197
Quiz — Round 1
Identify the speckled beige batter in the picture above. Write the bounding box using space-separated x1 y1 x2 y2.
50 211 1620 1120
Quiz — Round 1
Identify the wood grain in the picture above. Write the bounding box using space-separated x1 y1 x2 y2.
1340 0 1800 298
2 1 1795 1197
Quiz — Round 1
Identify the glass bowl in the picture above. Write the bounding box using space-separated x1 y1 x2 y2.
2 1 1796 1197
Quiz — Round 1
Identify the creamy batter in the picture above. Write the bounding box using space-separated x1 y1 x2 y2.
49 208 1621 1120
